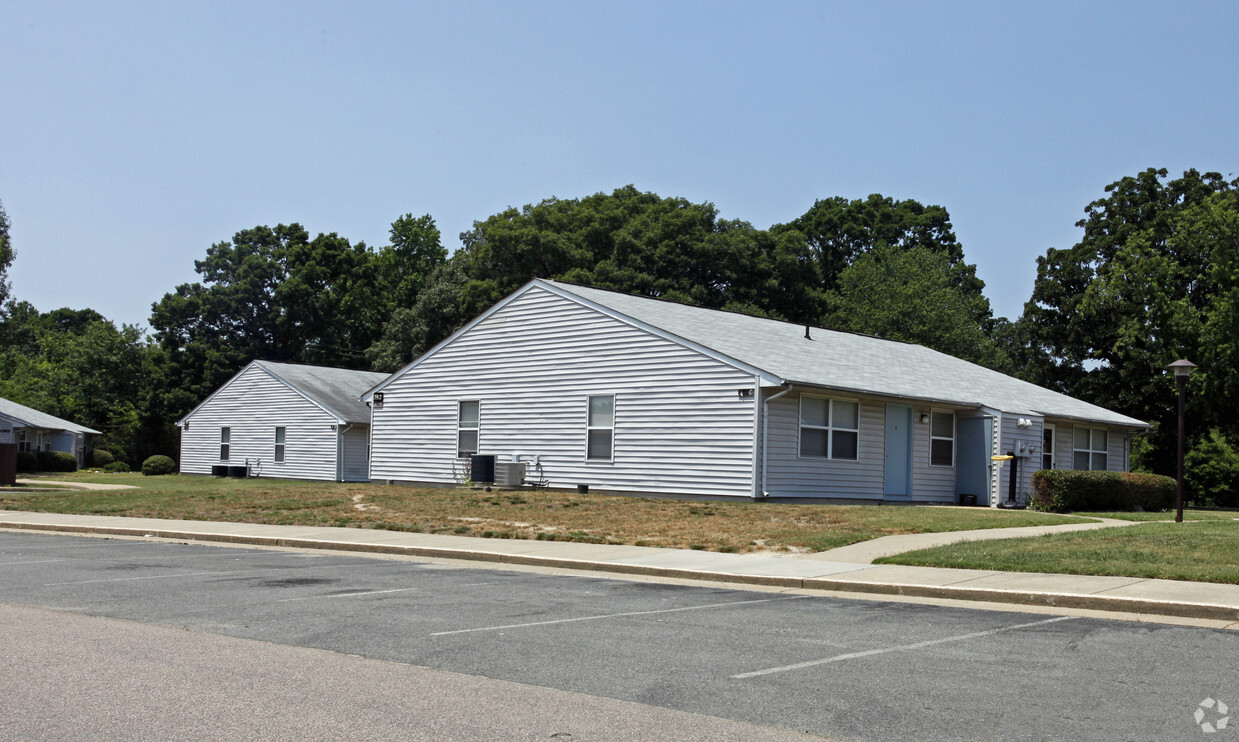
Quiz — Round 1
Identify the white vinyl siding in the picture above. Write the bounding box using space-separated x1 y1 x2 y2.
912 406 960 502
765 392 883 499
586 395 614 461
180 365 341 481
369 286 758 497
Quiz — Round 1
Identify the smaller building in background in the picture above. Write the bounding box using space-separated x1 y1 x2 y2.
178 361 388 482
0 397 100 468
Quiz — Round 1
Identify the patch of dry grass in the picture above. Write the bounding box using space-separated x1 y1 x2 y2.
0 473 1093 553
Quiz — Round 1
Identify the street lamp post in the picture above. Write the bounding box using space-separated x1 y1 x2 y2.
1167 359 1197 523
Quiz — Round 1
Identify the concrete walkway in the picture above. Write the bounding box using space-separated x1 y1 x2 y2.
812 516 1138 563
1 510 1236 627
15 478 137 491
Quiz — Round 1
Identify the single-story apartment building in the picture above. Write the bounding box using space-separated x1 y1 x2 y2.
0 397 101 468
364 279 1148 505
179 360 388 482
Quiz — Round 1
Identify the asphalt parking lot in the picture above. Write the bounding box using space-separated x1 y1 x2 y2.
3 531 1236 741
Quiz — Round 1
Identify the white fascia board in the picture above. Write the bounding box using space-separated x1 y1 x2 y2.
784 380 985 410
361 282 545 401
178 360 346 426
362 278 784 399
542 281 783 386
255 363 349 424
1032 408 1150 429
177 361 261 425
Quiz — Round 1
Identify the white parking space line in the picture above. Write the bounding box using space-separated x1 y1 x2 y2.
732 615 1079 679
43 570 254 586
431 595 810 636
276 587 423 603
0 559 66 566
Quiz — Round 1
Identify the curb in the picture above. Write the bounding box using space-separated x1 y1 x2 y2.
4 520 1237 623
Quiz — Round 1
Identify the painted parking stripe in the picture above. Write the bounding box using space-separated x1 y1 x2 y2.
43 570 255 586
732 615 1079 679
431 595 809 636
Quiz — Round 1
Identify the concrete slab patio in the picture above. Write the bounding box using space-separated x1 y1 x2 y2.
1 510 1236 626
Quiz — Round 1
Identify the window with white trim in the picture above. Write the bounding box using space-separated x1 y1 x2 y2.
274 427 286 463
1042 424 1055 470
457 401 479 458
1073 427 1108 471
799 396 859 460
930 411 955 467
220 427 230 461
586 395 614 461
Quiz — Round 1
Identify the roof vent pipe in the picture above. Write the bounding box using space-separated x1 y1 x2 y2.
804 325 812 340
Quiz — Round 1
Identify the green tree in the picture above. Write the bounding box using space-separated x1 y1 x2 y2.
822 245 1010 368
393 185 826 366
1013 169 1239 476
150 224 382 420
775 194 985 304
0 200 14 309
0 304 150 460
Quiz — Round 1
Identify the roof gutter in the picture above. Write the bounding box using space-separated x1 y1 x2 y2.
758 384 793 499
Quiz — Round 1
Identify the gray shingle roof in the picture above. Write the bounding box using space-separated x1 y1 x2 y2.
0 397 101 435
255 361 389 424
543 280 1147 428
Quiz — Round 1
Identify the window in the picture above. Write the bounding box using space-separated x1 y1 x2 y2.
799 396 859 460
930 411 955 467
16 430 30 453
274 427 286 463
1073 427 1108 471
220 427 230 461
457 401 479 458
1042 424 1055 470
586 395 614 461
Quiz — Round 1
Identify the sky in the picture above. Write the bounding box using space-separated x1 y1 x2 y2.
3 1 1237 332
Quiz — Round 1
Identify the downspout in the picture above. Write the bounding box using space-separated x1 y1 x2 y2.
758 384 793 500
337 423 353 482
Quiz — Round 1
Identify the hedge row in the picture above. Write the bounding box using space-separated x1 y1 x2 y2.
1029 470 1176 513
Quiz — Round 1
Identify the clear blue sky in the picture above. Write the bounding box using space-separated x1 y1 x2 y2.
4 1 1237 331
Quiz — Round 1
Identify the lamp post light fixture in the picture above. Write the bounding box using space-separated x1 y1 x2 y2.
1167 359 1197 523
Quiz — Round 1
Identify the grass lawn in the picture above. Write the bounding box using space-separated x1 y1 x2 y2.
1074 509 1239 522
878 518 1239 584
0 472 1091 553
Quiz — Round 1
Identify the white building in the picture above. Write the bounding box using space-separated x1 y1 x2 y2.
179 361 388 482
0 397 100 468
363 279 1148 505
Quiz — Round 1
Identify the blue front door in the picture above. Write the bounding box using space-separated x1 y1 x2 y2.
885 404 912 497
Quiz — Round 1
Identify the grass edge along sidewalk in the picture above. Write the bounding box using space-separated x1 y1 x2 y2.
2 472 1090 554
879 517 1239 585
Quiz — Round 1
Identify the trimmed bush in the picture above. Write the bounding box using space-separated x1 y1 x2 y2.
103 461 131 473
1184 429 1239 508
1029 469 1175 513
16 451 37 472
91 449 115 467
36 450 78 473
141 455 177 476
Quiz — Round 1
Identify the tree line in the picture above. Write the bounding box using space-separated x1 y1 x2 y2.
0 168 1236 500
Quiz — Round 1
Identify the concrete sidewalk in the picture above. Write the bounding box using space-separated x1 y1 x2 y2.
2 510 1237 626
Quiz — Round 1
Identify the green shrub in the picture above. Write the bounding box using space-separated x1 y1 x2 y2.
141 455 177 476
1184 429 1239 508
103 461 131 473
36 451 78 473
1029 469 1175 513
16 451 37 472
91 449 115 467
